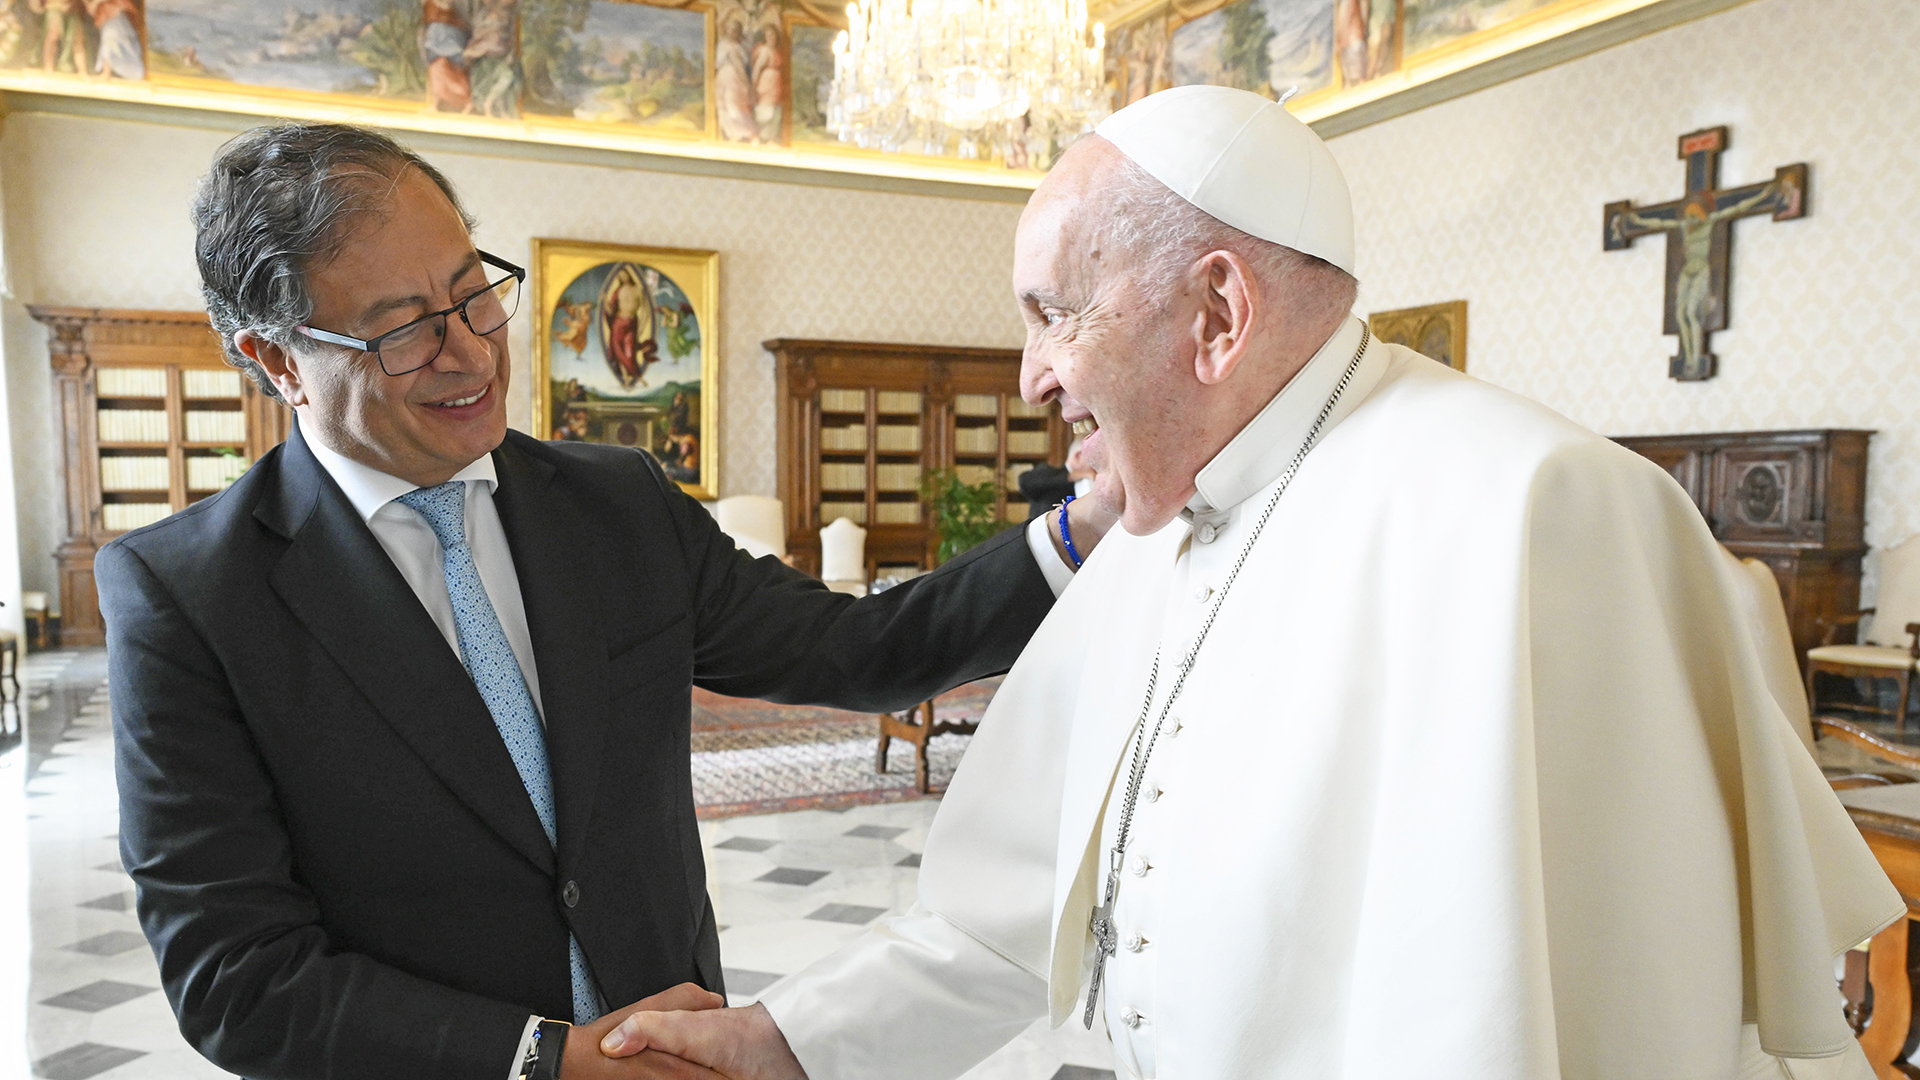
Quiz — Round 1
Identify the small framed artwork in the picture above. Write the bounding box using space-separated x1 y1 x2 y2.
532 240 721 500
1370 300 1468 372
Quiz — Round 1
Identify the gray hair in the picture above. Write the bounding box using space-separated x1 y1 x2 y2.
191 122 476 401
1095 154 1357 328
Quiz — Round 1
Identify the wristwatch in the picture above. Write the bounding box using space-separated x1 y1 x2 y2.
516 1019 571 1080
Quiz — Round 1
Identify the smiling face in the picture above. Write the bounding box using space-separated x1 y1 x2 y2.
256 167 511 486
1015 139 1213 535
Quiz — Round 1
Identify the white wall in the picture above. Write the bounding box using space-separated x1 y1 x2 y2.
0 111 1028 603
1330 0 1920 592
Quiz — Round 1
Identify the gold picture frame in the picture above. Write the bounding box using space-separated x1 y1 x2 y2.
531 240 722 500
1370 300 1468 372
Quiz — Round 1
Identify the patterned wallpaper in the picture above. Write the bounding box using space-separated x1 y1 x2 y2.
1329 0 1920 594
0 112 1027 596
3 0 1914 607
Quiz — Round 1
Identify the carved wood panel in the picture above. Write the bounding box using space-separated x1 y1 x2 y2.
1615 429 1872 669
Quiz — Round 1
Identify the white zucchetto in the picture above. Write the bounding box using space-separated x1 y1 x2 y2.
1096 85 1357 275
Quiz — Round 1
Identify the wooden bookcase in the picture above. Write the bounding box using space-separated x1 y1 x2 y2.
766 338 1067 579
30 307 289 646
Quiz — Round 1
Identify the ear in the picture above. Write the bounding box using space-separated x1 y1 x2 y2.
234 329 309 407
1187 250 1259 387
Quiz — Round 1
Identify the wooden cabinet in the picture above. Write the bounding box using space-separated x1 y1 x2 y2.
30 307 289 646
1614 429 1871 668
767 338 1066 579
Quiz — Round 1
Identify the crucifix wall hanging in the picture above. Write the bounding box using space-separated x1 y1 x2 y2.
1603 126 1808 381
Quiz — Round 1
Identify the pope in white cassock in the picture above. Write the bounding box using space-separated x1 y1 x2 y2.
598 86 1902 1079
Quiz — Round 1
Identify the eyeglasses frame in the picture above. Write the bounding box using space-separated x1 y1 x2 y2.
294 249 528 376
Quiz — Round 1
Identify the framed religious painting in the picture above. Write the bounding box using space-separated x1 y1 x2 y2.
531 240 721 499
1370 300 1467 372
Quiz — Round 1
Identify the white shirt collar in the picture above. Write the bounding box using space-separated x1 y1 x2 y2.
1184 315 1380 523
301 423 499 523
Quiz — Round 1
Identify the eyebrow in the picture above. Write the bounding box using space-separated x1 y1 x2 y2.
1018 288 1070 308
351 249 486 334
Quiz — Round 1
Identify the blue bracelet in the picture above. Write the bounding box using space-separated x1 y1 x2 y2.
1058 495 1084 569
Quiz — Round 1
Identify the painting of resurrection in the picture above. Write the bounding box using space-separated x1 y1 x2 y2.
534 241 720 498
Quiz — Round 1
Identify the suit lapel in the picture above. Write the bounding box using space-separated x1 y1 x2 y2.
491 436 614 874
261 424 557 876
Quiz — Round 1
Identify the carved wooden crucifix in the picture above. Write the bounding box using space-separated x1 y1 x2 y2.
1603 127 1807 381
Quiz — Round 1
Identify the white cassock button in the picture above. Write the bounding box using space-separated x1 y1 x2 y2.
1168 718 1182 738
1131 856 1150 877
1145 785 1161 803
1196 523 1218 544
1124 933 1146 952
1193 584 1213 602
1122 1008 1142 1028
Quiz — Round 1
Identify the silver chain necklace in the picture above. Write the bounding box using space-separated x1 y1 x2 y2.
1084 325 1370 1029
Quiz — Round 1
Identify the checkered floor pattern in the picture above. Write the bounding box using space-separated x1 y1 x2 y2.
19 649 1113 1079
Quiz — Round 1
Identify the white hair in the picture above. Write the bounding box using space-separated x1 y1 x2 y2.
1094 153 1357 327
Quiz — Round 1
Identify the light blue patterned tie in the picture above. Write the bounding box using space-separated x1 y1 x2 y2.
395 481 602 1024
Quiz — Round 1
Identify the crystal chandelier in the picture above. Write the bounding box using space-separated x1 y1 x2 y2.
828 0 1109 167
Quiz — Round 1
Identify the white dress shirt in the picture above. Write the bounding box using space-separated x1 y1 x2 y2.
302 432 546 719
301 433 557 1079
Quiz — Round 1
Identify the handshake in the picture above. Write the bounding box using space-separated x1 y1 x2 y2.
563 985 806 1080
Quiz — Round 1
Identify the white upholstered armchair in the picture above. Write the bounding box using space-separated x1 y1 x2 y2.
1806 534 1920 729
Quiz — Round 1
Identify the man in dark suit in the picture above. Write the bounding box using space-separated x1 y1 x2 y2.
100 123 1109 1080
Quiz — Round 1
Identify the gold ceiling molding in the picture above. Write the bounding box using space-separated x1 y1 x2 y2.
0 74 1036 202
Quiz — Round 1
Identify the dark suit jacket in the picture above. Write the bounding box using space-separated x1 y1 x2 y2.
99 424 1053 1080
1017 463 1077 521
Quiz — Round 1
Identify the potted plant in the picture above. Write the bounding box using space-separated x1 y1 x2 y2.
920 468 1010 565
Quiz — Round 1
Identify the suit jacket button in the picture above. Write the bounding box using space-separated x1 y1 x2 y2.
562 880 580 908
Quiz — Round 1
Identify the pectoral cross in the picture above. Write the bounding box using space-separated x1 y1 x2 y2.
1603 126 1808 381
1084 866 1122 1028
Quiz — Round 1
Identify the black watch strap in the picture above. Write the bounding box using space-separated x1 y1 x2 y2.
532 1019 571 1080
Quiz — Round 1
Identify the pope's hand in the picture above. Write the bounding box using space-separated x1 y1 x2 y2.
599 1002 808 1080
561 983 729 1079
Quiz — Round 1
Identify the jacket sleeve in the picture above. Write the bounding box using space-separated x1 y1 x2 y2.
757 904 1049 1080
99 540 531 1080
642 455 1057 711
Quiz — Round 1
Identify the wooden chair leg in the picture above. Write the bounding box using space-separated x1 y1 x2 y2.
914 701 934 795
1809 662 1826 722
875 723 891 773
1899 670 1914 733
1859 916 1916 1080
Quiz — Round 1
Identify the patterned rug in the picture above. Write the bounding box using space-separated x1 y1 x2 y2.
691 679 999 818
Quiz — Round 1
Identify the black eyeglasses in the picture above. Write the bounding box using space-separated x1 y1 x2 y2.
295 250 526 377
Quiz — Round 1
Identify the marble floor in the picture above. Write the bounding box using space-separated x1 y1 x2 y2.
19 648 1117 1080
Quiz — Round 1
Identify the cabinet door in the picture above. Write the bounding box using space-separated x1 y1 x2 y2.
1636 445 1705 510
1710 444 1816 541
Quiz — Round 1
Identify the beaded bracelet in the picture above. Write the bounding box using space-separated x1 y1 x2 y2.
1058 495 1084 569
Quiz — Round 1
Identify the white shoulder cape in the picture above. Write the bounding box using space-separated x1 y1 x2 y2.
762 345 1901 1080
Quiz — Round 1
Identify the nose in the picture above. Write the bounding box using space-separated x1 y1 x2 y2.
1019 345 1059 407
433 310 497 373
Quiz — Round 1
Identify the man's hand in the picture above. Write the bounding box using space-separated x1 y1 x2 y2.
561 983 729 1079
599 1002 807 1080
1050 495 1119 568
